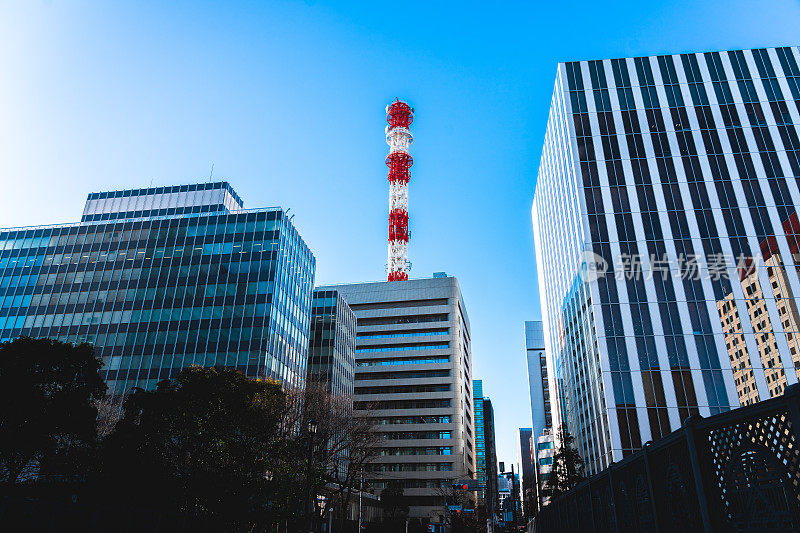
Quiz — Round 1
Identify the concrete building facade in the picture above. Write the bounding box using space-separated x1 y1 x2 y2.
322 275 475 520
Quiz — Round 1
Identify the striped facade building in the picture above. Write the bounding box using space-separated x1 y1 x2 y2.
533 46 800 475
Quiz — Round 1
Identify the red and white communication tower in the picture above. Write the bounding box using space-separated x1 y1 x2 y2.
385 99 414 282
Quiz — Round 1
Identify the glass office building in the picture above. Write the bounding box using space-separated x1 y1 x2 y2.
533 47 800 474
308 288 357 399
0 182 315 397
474 380 488 509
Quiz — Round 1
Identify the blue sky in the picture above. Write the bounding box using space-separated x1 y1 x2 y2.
2 0 800 467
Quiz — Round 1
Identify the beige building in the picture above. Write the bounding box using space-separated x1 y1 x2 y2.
321 275 475 520
718 235 800 405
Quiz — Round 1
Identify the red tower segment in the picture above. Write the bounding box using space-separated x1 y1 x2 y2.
385 99 414 282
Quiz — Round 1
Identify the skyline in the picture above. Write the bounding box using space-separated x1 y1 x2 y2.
4 0 800 466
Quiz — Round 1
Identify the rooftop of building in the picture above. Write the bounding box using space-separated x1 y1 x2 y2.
0 181 287 233
319 274 470 327
558 44 798 66
86 181 244 208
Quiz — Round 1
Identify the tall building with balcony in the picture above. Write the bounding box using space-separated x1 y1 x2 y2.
0 182 315 394
533 46 800 475
308 288 357 399
321 275 475 521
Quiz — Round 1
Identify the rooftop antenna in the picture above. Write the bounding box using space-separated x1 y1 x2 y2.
209 163 214 182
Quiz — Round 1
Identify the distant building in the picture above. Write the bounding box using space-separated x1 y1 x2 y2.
517 428 535 517
535 429 555 509
320 275 475 521
525 321 551 441
525 320 552 514
0 182 315 394
497 469 520 526
533 47 800 473
483 397 499 520
474 381 499 518
308 288 357 399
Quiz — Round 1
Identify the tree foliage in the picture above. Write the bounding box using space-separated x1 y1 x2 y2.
381 479 409 527
99 366 293 529
0 337 106 485
299 381 381 530
544 431 587 499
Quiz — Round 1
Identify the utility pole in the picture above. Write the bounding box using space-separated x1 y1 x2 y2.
358 469 363 533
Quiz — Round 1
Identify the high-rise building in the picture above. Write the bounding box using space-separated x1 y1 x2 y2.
321 275 475 521
524 321 551 514
0 182 315 395
482 397 499 521
473 380 488 509
308 288 357 399
473 380 499 518
525 321 551 441
533 46 800 474
516 428 535 518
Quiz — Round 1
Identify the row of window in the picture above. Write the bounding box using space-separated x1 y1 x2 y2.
357 314 449 326
0 302 273 331
354 384 451 395
0 223 281 253
354 399 451 410
355 369 451 380
0 242 281 270
355 356 450 367
376 447 452 456
366 463 453 472
377 431 451 440
357 329 448 339
368 480 452 489
355 343 449 353
373 415 451 425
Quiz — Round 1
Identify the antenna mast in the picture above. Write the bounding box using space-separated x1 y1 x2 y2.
385 99 414 282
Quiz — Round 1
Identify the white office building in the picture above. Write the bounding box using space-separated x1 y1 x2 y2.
533 46 800 474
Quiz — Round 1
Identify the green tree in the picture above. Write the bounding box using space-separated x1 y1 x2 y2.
381 479 409 529
0 337 105 485
544 431 586 499
99 366 291 529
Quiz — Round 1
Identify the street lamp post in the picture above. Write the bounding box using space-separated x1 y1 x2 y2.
305 419 318 533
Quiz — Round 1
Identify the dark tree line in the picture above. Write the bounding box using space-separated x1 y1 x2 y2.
0 337 380 531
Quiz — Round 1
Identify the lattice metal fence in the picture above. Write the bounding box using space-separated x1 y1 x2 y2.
534 384 800 532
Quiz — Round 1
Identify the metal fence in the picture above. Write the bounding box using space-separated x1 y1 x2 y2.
534 383 800 532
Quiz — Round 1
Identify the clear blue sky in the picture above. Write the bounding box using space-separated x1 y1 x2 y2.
2 0 800 467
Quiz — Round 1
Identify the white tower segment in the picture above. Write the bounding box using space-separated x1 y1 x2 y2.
385 100 414 282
